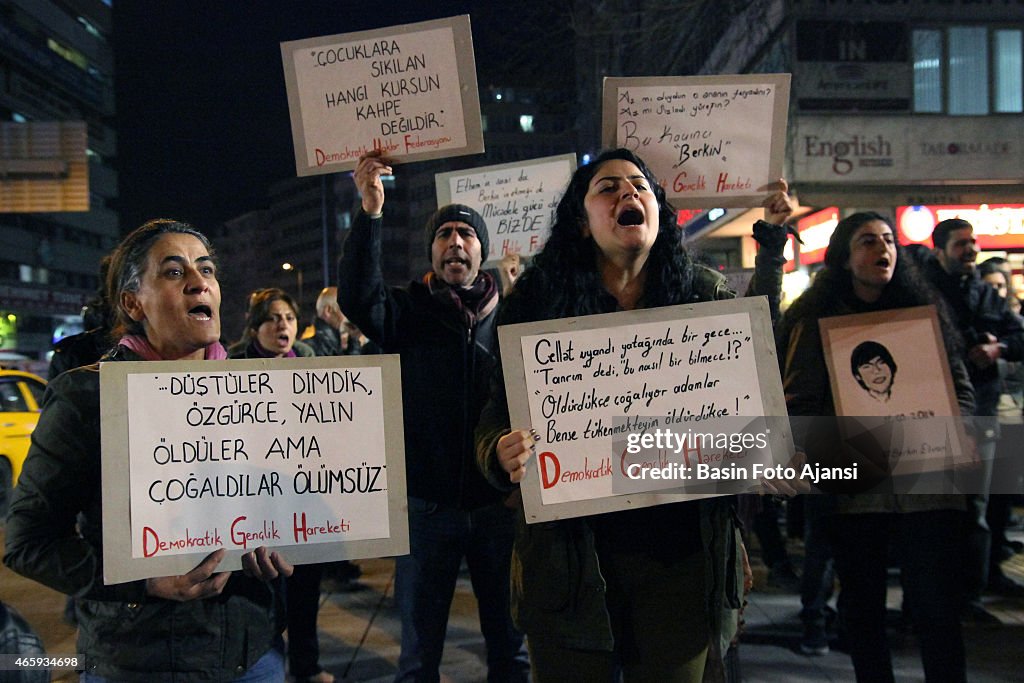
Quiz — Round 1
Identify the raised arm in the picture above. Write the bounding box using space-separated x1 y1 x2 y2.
747 178 799 322
337 152 410 347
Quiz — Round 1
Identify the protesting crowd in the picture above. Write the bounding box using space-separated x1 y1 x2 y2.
4 142 1019 683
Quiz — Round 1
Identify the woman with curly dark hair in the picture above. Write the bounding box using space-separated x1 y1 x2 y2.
475 148 794 682
777 211 972 682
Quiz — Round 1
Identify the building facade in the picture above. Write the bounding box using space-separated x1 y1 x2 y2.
0 0 118 362
691 0 1024 291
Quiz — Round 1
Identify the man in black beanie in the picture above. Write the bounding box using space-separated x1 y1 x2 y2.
338 151 528 683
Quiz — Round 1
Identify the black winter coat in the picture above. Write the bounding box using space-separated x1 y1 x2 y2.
338 210 504 510
925 260 1024 418
4 346 285 681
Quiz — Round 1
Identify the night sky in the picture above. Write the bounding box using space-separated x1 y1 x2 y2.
112 1 572 233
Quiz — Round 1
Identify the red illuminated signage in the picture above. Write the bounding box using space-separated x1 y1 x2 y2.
676 209 701 226
897 204 1024 249
796 207 840 265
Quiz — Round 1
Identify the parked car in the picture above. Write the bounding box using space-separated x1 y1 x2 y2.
0 369 46 517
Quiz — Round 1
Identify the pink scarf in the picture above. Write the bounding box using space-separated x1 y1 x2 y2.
119 335 227 361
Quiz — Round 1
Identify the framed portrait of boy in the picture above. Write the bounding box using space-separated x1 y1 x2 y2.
819 305 970 477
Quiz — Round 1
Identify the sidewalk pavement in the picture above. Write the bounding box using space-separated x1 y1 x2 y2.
2 527 1023 681
311 547 1024 683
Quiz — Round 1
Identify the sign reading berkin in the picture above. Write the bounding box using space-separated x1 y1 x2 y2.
100 355 408 584
601 73 790 207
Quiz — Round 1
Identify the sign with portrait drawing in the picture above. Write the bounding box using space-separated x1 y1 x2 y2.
820 306 969 476
601 73 790 207
281 15 483 175
434 154 576 266
100 355 408 584
499 296 794 523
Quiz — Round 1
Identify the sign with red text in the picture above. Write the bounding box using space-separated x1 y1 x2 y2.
434 154 575 265
281 15 483 175
100 356 408 584
499 297 792 523
897 204 1024 250
601 73 790 207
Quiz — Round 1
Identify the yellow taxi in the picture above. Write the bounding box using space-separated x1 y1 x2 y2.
0 369 46 515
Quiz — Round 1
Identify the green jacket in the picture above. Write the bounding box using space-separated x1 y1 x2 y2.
3 346 285 681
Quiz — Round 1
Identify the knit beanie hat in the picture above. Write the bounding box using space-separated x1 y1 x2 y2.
425 204 489 262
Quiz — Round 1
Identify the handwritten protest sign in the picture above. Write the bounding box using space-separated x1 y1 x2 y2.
500 297 793 523
820 306 969 477
281 15 483 175
601 74 790 207
435 154 575 265
100 356 407 584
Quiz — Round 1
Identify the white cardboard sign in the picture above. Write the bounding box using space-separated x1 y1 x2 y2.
100 356 408 584
499 297 793 523
602 74 790 207
281 15 483 175
434 154 576 265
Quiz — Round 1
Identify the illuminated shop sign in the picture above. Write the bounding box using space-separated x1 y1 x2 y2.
897 204 1024 249
797 207 840 265
782 234 797 273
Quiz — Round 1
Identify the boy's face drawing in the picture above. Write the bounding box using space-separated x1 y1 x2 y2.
856 356 894 397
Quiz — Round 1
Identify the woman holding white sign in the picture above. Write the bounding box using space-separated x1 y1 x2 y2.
4 220 293 682
776 212 973 683
475 148 794 682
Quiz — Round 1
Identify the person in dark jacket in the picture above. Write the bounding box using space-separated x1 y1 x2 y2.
301 286 369 596
475 148 794 683
305 286 377 357
924 217 1024 599
338 151 529 683
228 288 314 360
777 212 974 680
227 287 328 683
49 256 113 380
4 219 292 682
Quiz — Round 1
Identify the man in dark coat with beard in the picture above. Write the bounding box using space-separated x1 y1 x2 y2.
338 151 528 683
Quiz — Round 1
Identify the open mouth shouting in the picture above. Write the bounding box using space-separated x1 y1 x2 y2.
442 252 471 274
617 206 645 227
188 304 214 322
273 332 292 348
